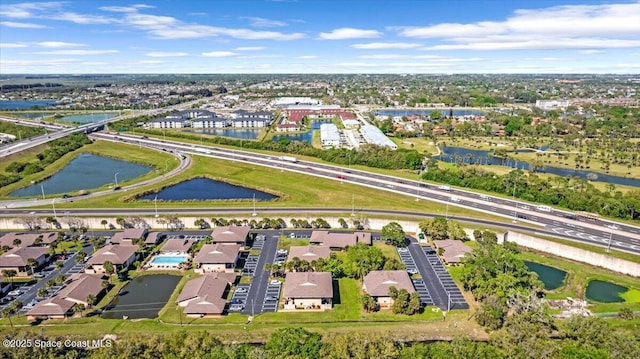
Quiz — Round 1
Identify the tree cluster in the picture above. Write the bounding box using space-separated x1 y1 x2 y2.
422 165 640 221
3 322 638 359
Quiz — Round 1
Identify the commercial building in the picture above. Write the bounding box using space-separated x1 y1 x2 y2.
360 125 397 149
320 123 341 148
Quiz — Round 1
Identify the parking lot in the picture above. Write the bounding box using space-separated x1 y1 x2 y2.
406 241 469 311
261 280 281 313
397 247 435 306
229 283 251 312
422 247 468 310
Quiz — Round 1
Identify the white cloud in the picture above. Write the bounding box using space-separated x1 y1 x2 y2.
396 2 640 51
0 21 46 28
0 2 60 19
422 38 640 51
242 16 287 28
235 46 266 51
351 42 422 49
32 49 119 55
137 60 164 64
36 41 86 48
53 12 115 24
99 4 155 13
123 12 304 40
358 54 410 59
297 55 318 59
318 27 381 40
0 43 27 48
146 52 189 57
579 50 604 55
201 51 239 57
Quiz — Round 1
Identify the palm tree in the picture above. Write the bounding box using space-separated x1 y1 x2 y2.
101 280 110 290
46 279 55 289
1 306 14 330
12 238 21 247
73 303 86 317
76 251 86 264
1 269 17 290
100 219 108 229
103 261 115 280
55 274 66 285
55 260 64 270
37 287 48 298
86 294 96 309
26 258 36 275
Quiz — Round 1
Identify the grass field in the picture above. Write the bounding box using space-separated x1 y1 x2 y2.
517 249 640 313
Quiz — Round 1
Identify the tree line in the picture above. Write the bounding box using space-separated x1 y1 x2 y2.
2 322 638 359
421 164 640 221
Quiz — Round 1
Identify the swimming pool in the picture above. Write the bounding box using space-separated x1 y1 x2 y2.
150 255 189 265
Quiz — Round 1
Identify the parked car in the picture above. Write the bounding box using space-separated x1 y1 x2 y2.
235 287 247 293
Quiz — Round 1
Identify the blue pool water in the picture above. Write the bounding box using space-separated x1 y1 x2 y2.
151 255 189 264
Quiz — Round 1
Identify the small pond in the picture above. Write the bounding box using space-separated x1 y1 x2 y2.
58 113 117 124
272 120 331 144
101 274 181 319
10 153 153 197
0 100 57 110
524 261 567 290
138 177 278 201
188 128 260 139
585 280 627 303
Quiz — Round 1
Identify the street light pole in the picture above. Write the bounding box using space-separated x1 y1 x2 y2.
40 185 45 199
165 158 170 174
252 193 257 217
52 199 57 221
114 172 119 187
154 195 159 218
607 230 613 252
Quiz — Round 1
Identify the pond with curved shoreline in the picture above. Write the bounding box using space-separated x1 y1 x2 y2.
9 153 153 197
585 280 627 303
138 177 278 201
524 261 567 290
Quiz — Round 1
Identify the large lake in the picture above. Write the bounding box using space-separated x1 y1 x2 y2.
58 113 117 124
0 100 57 110
439 146 640 188
10 153 153 197
138 177 278 201
102 274 180 319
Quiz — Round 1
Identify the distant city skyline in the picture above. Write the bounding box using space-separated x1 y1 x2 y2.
1 0 639 74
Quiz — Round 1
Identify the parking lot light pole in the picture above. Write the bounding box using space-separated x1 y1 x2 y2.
252 193 257 217
114 172 119 187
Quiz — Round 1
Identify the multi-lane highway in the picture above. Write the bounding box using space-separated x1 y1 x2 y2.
3 130 639 255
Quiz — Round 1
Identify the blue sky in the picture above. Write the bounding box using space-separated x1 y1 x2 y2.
1 0 639 74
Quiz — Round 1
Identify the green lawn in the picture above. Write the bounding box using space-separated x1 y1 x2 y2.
517 250 640 313
373 242 401 262
278 237 310 251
